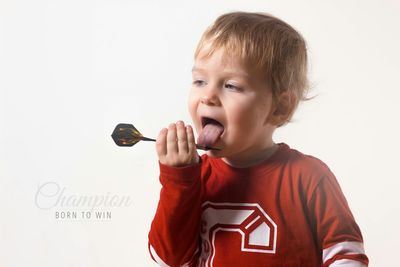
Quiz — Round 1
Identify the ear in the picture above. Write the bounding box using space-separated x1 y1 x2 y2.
266 91 296 126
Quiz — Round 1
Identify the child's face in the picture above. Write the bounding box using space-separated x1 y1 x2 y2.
189 47 277 163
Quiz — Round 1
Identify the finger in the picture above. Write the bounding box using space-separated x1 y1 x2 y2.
166 123 178 154
186 125 197 157
176 121 188 153
156 128 167 157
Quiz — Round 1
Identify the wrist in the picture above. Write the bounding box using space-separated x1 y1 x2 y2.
158 158 202 185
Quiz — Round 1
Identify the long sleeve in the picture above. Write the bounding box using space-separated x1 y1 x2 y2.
148 161 203 267
308 171 369 267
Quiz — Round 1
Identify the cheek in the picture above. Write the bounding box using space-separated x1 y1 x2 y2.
225 102 255 136
187 89 195 113
225 97 267 134
187 90 200 129
226 95 256 121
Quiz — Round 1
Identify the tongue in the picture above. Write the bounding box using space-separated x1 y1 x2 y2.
197 123 224 148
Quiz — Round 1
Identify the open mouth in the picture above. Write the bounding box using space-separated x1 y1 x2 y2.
197 116 225 148
201 117 224 129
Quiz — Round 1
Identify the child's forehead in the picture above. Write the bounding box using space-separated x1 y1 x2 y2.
195 47 245 69
196 43 241 62
193 47 261 78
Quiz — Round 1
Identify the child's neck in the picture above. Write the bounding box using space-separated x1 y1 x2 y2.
222 141 279 168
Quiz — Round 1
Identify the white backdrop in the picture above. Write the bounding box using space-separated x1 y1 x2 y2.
1 0 399 266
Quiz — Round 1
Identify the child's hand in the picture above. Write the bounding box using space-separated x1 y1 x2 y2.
156 121 200 167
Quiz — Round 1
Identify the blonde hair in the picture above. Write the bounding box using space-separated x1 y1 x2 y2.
195 12 310 125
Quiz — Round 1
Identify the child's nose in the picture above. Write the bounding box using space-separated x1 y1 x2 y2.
200 85 220 106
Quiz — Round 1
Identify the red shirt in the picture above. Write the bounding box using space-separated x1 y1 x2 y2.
148 143 368 267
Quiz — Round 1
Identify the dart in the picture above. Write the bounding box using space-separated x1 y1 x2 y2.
111 123 221 151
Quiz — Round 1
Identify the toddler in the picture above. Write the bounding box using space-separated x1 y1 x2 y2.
148 11 368 267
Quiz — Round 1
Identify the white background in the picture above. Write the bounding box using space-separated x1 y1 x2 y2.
1 0 399 266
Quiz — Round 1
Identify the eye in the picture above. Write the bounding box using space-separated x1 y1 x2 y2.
193 80 206 87
224 83 242 92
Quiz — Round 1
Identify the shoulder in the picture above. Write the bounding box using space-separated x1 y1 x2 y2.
282 143 335 179
277 143 340 198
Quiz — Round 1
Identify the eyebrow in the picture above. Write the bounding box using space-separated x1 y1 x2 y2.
191 66 249 78
191 66 204 73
